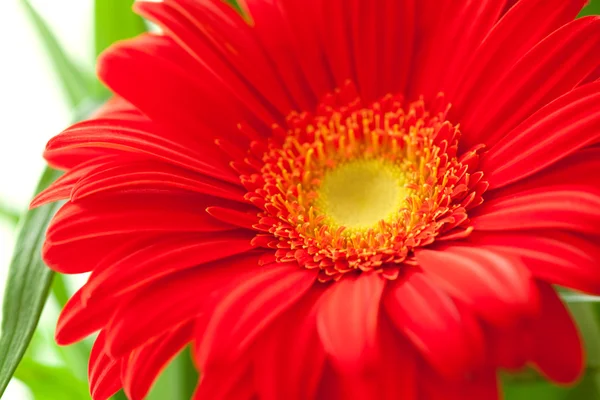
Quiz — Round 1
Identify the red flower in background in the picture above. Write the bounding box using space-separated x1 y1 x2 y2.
32 0 600 399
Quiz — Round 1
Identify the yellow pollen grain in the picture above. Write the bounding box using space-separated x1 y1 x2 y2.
316 158 411 234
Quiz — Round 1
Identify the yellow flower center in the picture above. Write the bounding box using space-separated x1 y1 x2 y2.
244 89 487 282
317 159 410 233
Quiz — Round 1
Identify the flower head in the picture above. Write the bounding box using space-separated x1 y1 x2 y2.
33 0 600 399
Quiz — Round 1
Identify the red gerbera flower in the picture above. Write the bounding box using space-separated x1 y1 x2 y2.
32 0 600 399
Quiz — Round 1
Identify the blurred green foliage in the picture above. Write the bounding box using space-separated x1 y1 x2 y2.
0 201 20 226
93 0 147 98
0 167 62 397
580 0 600 16
14 358 89 400
19 0 94 108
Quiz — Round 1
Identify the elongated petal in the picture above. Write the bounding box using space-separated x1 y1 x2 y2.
42 98 147 170
83 231 255 301
30 155 117 208
420 368 500 400
481 82 600 189
71 159 245 203
258 0 335 100
236 0 318 110
43 195 233 272
312 0 355 89
317 326 418 400
193 359 255 400
197 264 317 367
410 0 505 101
89 332 121 400
254 288 325 400
105 254 261 358
457 16 600 149
205 206 260 229
121 321 194 400
485 322 532 371
375 321 418 400
385 272 484 379
451 0 586 141
531 282 583 383
45 117 237 184
317 272 386 371
100 31 275 136
416 246 537 326
56 288 125 345
471 189 600 234
135 0 291 122
467 231 600 294
346 0 416 101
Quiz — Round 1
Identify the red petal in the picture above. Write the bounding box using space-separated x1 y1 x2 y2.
481 81 600 189
420 368 500 400
134 1 290 122
205 206 260 230
83 231 254 302
373 0 415 98
193 353 255 400
316 272 386 371
104 253 261 358
121 321 194 400
45 116 237 184
471 189 600 234
372 318 418 400
56 288 125 345
43 98 145 170
410 0 505 101
197 263 317 367
485 322 532 371
467 231 600 294
238 0 319 110
89 332 122 400
254 288 325 400
71 159 245 203
43 195 234 273
486 146 600 196
416 246 538 326
457 16 600 149
384 272 484 380
316 325 418 400
255 0 336 101
312 0 355 90
531 282 584 384
30 156 117 208
346 0 415 101
452 0 586 146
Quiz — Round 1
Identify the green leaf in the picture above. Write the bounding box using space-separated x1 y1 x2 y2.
94 0 147 97
19 0 95 108
50 274 70 310
146 347 198 400
111 391 129 400
94 0 146 57
579 0 600 17
51 274 90 381
14 357 89 400
503 369 600 399
224 0 243 13
0 167 63 396
504 379 572 400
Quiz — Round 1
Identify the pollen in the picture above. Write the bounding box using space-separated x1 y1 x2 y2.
244 85 488 282
317 158 411 233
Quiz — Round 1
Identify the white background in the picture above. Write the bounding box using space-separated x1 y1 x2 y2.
0 1 94 397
